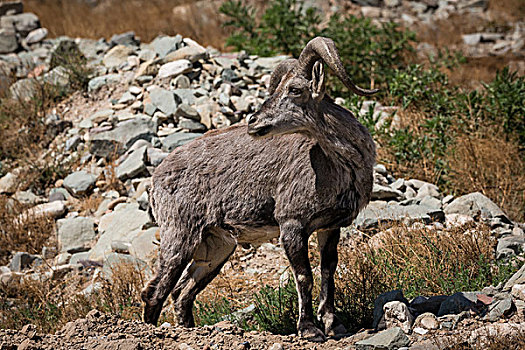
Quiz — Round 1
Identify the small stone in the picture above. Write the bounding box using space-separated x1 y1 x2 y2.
176 104 200 121
137 50 156 64
0 172 18 194
150 35 182 59
178 118 206 132
103 45 134 69
268 344 283 350
118 91 135 104
171 74 191 89
413 312 439 330
416 183 441 199
63 171 97 196
383 301 414 333
483 297 514 321
373 290 409 329
361 6 382 18
111 241 131 254
129 86 142 95
372 184 403 201
158 59 192 79
25 27 48 44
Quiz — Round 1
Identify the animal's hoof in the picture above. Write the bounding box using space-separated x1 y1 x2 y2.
326 323 347 337
299 324 326 342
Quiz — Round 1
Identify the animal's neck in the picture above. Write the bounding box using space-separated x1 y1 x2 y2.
309 100 375 170
307 99 376 209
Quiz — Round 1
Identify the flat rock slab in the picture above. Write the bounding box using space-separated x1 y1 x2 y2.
90 116 156 158
444 192 510 223
355 327 410 350
354 201 444 229
57 216 96 254
88 202 150 262
116 146 148 181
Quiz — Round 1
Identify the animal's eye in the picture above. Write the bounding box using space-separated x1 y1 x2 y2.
289 87 302 95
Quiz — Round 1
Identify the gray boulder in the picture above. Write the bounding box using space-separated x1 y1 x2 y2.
63 171 97 196
355 201 444 229
116 146 148 181
0 27 17 54
103 45 134 69
444 192 510 223
150 35 182 59
161 132 201 152
483 297 515 322
88 202 150 261
355 327 410 350
57 216 96 253
1 12 40 36
149 88 178 116
90 116 157 158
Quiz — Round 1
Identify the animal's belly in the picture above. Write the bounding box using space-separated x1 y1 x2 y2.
234 225 280 244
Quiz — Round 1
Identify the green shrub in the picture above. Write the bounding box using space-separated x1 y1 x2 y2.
220 0 414 91
252 278 299 335
220 0 322 57
194 297 236 326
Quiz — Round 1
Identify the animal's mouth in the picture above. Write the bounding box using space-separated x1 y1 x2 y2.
247 125 272 137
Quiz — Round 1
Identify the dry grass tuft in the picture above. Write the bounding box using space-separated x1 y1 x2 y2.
0 196 56 266
334 222 509 332
0 261 148 332
25 0 229 48
448 129 525 221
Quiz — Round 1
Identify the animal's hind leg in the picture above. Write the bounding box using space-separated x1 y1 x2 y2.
141 226 200 326
317 228 347 336
170 229 236 327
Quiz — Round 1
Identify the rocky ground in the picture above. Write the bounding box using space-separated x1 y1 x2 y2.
0 0 524 349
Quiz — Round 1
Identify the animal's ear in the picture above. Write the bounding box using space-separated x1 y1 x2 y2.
310 60 325 102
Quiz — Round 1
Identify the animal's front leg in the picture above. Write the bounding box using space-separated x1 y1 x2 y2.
317 229 347 336
280 220 325 342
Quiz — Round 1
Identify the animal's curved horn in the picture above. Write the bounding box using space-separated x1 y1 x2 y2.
297 37 379 96
268 58 297 94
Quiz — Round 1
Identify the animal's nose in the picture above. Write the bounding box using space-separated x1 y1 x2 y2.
247 114 257 125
